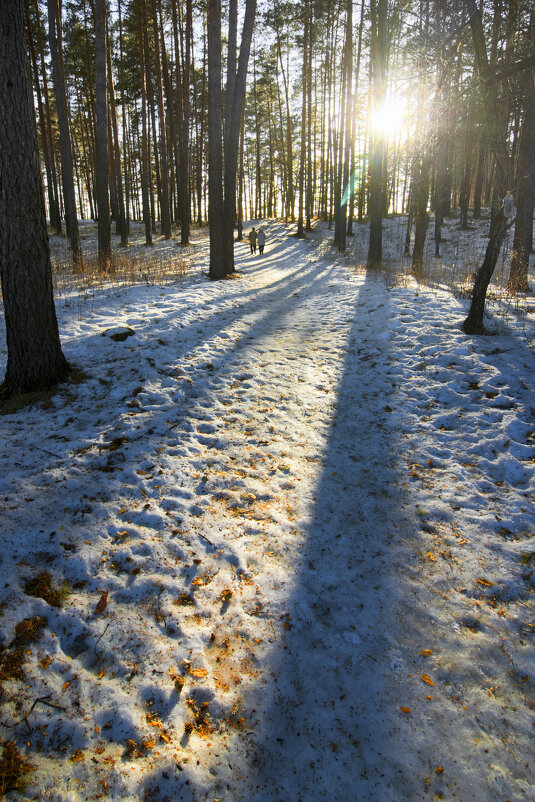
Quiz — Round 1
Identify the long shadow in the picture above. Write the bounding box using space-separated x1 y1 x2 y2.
233 267 422 800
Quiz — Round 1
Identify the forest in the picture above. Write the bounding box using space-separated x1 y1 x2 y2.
0 0 534 799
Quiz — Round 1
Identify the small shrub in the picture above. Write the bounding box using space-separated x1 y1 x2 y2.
24 572 70 608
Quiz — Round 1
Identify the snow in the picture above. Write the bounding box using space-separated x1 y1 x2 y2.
0 220 534 801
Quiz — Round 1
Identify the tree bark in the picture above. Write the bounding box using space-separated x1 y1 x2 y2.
0 0 69 396
94 0 111 266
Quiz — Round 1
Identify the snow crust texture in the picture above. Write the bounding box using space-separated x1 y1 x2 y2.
0 222 534 801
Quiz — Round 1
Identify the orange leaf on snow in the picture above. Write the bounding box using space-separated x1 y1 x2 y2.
477 577 494 587
62 681 71 691
426 552 437 562
421 674 434 686
435 766 444 774
400 706 411 714
420 649 433 657
69 750 84 763
95 591 109 614
190 668 208 678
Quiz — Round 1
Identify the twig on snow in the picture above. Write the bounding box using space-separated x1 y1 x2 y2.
1 694 66 732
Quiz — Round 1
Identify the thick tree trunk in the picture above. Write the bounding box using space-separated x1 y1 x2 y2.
0 0 69 396
94 0 111 266
47 0 82 266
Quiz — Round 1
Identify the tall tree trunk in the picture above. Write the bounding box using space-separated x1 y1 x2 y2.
472 130 486 219
296 2 308 238
47 0 81 266
117 0 129 234
508 7 535 292
335 0 353 251
367 0 387 268
221 0 256 274
1 0 69 396
463 0 514 333
177 0 192 244
207 0 224 279
151 0 171 238
31 0 62 234
237 106 245 240
305 15 314 231
94 0 111 266
106 28 127 245
25 0 56 234
412 156 431 276
138 0 152 245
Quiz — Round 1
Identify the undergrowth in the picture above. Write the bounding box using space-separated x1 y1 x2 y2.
0 740 34 799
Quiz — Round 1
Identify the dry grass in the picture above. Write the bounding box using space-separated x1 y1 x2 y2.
0 740 34 799
51 248 189 297
24 572 70 608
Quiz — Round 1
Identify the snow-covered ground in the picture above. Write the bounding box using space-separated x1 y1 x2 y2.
0 221 534 801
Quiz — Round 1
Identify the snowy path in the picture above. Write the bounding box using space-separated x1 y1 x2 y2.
0 224 534 801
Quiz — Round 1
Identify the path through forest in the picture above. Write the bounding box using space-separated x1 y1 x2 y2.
0 223 534 801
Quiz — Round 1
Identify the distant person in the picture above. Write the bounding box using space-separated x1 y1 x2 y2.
257 227 266 254
249 227 257 254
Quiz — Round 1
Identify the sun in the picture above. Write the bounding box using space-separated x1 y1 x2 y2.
372 94 408 140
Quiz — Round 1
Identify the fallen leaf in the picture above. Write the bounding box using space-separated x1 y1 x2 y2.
69 750 84 763
190 668 208 678
421 674 434 686
142 738 156 750
426 552 437 562
435 766 444 774
477 577 494 587
400 706 411 714
39 656 52 669
420 649 433 657
95 591 109 614
62 681 71 691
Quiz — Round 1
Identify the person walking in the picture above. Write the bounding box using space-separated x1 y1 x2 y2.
257 227 266 254
249 226 257 254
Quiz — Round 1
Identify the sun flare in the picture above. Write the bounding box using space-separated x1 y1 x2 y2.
372 94 408 139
